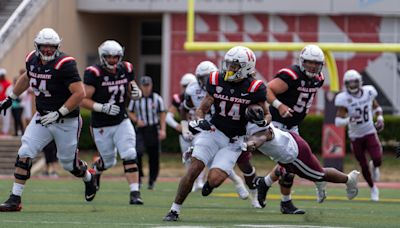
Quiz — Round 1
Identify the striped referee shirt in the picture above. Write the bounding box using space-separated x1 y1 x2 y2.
128 92 166 127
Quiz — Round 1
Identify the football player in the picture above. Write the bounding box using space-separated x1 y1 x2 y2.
164 46 267 221
181 61 249 198
243 105 360 208
80 40 143 204
0 28 95 211
334 69 384 201
264 44 326 214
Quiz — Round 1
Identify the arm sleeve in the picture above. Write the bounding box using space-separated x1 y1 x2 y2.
83 68 97 87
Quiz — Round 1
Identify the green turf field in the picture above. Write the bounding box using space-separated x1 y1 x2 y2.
0 178 399 228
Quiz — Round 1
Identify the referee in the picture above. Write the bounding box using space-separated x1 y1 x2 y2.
128 76 166 190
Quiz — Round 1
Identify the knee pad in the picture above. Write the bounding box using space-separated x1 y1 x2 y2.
279 172 295 188
93 157 107 172
70 159 88 177
14 156 32 180
123 159 138 173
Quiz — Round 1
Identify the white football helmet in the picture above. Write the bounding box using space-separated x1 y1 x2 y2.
98 40 124 70
180 73 197 86
343 69 363 94
195 61 218 89
223 46 256 82
34 28 61 61
299 44 324 78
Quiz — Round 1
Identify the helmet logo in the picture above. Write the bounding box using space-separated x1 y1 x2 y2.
246 50 255 62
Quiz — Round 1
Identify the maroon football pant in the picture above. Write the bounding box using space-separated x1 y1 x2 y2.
350 133 382 188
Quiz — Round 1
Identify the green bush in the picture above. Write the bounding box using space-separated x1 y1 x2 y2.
79 108 96 150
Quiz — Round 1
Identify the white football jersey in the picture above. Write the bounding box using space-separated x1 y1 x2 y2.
247 123 298 164
185 81 213 120
335 85 378 138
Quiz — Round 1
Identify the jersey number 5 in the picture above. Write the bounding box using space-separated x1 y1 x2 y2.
293 92 314 113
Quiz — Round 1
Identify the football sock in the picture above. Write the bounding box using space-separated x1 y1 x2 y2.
12 183 25 196
83 170 92 182
171 203 182 213
130 183 139 192
264 175 274 187
281 194 291 202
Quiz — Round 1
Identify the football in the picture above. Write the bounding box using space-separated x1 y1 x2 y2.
245 104 265 123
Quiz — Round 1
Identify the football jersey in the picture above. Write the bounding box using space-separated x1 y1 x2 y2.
250 123 299 164
84 62 134 128
269 65 324 128
207 71 267 138
334 85 378 138
184 81 207 121
25 50 81 118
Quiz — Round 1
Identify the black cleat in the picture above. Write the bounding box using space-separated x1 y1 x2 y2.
0 194 22 212
254 176 269 208
92 165 102 191
163 210 179 221
280 200 305 214
130 191 144 205
201 181 214 197
85 169 97 202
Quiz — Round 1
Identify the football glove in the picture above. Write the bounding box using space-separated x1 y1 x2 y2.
130 83 142 100
188 119 212 134
375 116 384 132
0 96 13 115
101 103 120 116
40 111 61 126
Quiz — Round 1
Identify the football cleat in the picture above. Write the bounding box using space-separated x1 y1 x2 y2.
130 191 144 205
201 181 214 197
369 161 380 182
192 180 204 192
315 181 327 203
280 200 305 214
163 210 179 221
346 170 360 200
370 185 379 202
84 169 97 202
92 164 102 191
254 176 269 208
0 194 22 212
249 189 262 208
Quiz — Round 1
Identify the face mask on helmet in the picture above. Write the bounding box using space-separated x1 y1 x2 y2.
299 45 324 78
98 40 124 70
195 61 218 89
34 28 61 61
223 46 256 82
343 70 363 94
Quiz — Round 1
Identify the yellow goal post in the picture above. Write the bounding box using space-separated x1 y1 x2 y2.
184 0 400 92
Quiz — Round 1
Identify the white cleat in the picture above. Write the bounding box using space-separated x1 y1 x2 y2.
370 185 379 202
315 181 327 203
249 189 262 208
235 183 249 200
346 170 360 200
369 161 380 182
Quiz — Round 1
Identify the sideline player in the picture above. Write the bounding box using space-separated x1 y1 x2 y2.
81 40 143 204
243 104 360 208
0 28 95 211
164 46 267 221
334 69 384 201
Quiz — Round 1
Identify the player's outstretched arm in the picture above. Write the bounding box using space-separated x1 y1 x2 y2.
195 92 213 119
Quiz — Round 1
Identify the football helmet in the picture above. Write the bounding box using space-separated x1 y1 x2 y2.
223 46 256 82
195 61 218 89
98 40 124 70
180 73 197 86
343 69 363 94
299 44 324 78
34 28 61 61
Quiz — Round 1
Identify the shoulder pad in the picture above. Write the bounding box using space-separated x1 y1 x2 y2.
85 66 101 77
247 79 264 93
55 56 76 70
123 61 133 73
25 50 36 63
209 71 219 86
277 68 298 80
